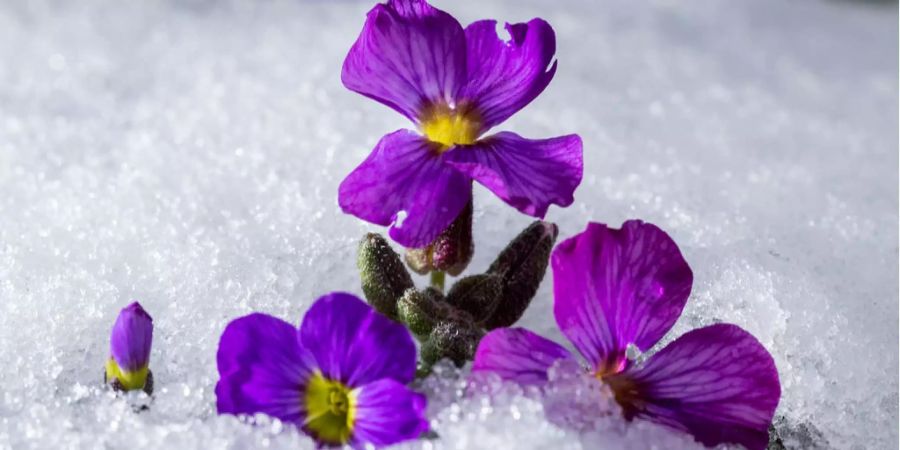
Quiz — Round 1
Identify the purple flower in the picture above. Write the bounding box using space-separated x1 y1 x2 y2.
105 302 153 392
215 292 428 448
472 221 781 449
339 0 583 248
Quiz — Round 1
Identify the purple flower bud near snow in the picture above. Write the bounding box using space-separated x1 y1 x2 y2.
405 199 475 276
105 302 154 394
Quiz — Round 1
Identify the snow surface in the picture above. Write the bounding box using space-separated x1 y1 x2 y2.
0 0 896 448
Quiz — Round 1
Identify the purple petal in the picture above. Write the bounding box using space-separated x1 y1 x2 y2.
552 221 693 374
472 327 574 386
350 379 429 447
342 0 466 122
461 19 557 130
299 292 417 387
110 302 153 372
610 324 781 450
444 132 582 217
338 129 472 248
215 313 316 423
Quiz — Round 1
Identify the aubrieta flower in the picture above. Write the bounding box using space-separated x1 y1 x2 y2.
105 302 154 394
472 221 781 450
215 292 428 448
339 0 583 248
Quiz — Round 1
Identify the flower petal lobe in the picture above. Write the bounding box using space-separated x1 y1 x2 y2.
444 132 582 218
552 221 693 373
351 378 429 447
462 19 557 129
299 292 417 386
339 129 472 248
610 324 781 450
215 313 315 423
472 327 575 386
342 0 466 121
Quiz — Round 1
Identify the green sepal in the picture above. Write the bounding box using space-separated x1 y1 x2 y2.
358 233 414 319
104 366 154 396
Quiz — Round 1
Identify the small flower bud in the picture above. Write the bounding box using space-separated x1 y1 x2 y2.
431 200 474 276
404 246 432 275
483 221 559 329
397 288 441 340
105 302 154 394
421 320 483 368
404 200 474 276
358 233 414 319
444 274 502 324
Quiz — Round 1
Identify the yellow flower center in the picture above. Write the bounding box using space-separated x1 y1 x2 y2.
304 372 357 445
593 357 626 380
105 357 149 391
421 105 481 150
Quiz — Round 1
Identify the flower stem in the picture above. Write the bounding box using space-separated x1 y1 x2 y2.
430 270 445 293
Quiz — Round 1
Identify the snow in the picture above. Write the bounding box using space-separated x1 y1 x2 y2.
0 0 896 448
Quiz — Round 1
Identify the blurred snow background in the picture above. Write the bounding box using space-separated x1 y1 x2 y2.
0 0 896 448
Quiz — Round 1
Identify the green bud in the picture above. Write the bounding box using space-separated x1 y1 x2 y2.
358 233 414 319
404 199 474 276
421 320 483 368
444 274 502 324
422 286 446 303
483 221 559 329
397 288 441 340
443 303 475 325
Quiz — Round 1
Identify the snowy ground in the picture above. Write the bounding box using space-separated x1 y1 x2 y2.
0 0 896 448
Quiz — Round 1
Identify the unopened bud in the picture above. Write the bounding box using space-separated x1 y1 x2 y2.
404 200 474 276
483 221 559 329
444 274 502 324
397 288 442 340
105 302 154 395
421 320 483 368
432 200 474 276
404 246 432 275
358 233 414 319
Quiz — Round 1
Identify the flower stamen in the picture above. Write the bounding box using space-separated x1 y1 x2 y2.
421 104 481 150
304 372 356 445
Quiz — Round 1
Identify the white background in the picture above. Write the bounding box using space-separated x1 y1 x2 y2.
0 0 895 448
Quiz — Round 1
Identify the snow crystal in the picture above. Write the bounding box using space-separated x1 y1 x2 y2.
0 0 895 448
